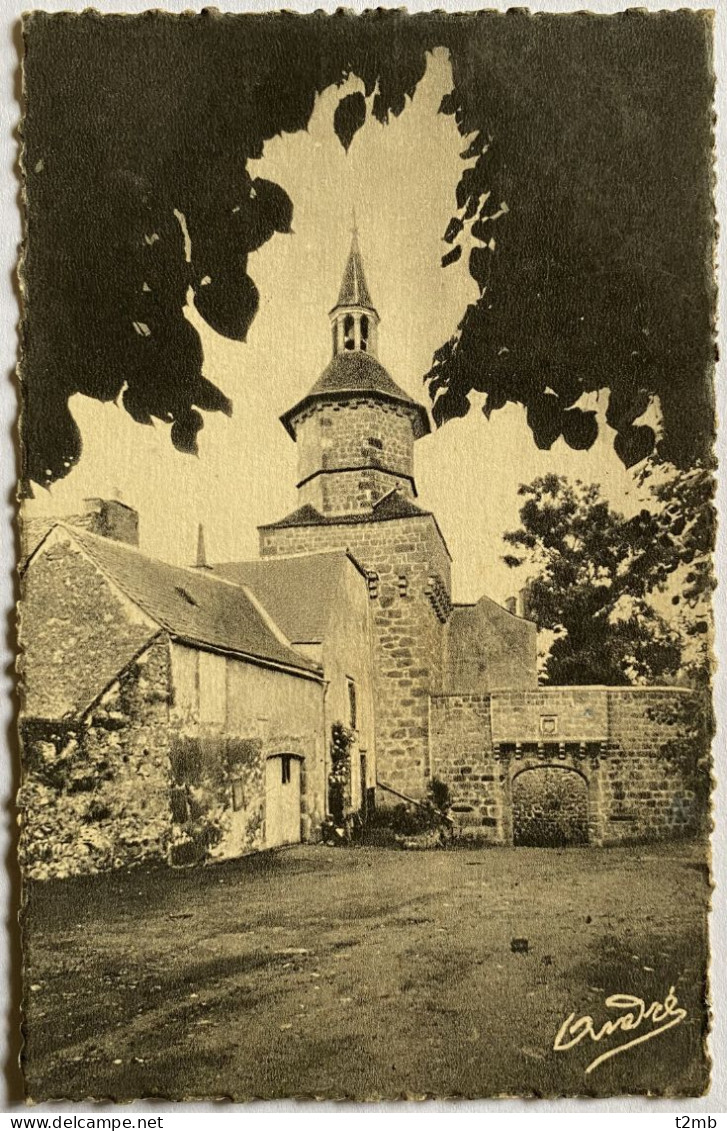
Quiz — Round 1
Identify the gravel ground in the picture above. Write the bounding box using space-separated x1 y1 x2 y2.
22 840 710 1100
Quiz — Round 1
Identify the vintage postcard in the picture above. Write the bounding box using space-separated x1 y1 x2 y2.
15 7 716 1102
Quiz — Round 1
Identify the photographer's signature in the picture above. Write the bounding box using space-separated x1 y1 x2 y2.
553 986 687 1074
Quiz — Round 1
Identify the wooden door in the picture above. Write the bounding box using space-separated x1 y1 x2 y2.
265 754 302 847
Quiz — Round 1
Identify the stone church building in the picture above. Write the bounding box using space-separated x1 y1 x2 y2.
19 236 700 878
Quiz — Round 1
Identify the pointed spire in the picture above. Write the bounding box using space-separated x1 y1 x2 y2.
195 523 209 569
335 226 375 311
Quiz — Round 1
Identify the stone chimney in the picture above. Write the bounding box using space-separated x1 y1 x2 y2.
76 498 139 546
21 498 140 559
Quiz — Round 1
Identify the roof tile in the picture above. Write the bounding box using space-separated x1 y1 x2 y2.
67 528 321 675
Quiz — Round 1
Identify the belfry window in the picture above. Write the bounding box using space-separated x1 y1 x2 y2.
360 314 369 352
343 314 355 351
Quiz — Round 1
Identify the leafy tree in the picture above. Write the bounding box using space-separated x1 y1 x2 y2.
21 11 714 492
501 473 710 686
638 461 716 686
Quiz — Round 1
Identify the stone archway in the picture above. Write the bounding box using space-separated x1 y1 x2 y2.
512 766 589 847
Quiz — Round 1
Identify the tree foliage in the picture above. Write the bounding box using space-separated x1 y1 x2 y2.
503 469 715 687
21 10 715 491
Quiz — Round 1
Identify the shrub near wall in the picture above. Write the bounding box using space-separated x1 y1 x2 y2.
19 642 173 880
169 734 266 864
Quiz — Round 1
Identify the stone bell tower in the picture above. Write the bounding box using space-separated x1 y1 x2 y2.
260 230 452 799
279 229 429 518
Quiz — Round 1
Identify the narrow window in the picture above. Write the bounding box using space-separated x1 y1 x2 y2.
343 314 355 351
347 679 357 730
398 574 409 597
367 572 379 600
281 755 292 785
232 780 245 811
332 322 338 356
360 314 369 352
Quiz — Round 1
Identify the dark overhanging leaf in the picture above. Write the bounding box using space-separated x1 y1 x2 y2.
333 90 367 152
19 10 715 486
560 408 599 451
614 424 657 469
442 245 462 268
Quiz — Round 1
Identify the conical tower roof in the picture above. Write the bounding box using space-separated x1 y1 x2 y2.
331 230 376 312
280 228 430 440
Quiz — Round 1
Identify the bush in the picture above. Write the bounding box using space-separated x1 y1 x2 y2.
367 778 452 839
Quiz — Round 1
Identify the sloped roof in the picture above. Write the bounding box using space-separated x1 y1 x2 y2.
259 491 432 531
66 528 321 676
334 232 375 311
280 353 430 439
310 353 418 405
212 551 362 644
443 596 537 694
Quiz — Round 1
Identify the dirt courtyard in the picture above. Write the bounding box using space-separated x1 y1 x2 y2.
23 841 710 1100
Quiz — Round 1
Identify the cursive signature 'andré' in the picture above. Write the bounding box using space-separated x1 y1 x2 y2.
553 986 687 1074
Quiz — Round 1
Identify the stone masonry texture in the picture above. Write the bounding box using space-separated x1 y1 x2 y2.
430 687 703 846
261 513 451 799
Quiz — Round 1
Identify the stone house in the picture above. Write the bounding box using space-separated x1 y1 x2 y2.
20 523 329 875
18 233 703 877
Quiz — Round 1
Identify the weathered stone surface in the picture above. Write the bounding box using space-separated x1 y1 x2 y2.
19 640 173 880
262 513 450 798
430 687 704 846
20 530 157 720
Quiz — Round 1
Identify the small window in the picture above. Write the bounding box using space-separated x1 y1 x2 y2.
368 436 383 450
232 780 245 811
367 572 379 600
398 574 409 597
343 314 355 351
347 679 357 730
281 755 292 785
360 314 369 352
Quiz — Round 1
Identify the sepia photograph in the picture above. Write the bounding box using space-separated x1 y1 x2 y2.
14 6 717 1103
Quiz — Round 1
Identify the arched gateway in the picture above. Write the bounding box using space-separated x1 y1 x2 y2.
512 765 589 847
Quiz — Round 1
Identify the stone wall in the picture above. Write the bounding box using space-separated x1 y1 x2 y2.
319 556 377 813
19 640 174 880
169 643 325 859
20 527 158 720
430 686 703 846
302 466 413 517
491 687 609 743
603 688 701 842
428 694 502 838
261 513 451 798
293 398 416 505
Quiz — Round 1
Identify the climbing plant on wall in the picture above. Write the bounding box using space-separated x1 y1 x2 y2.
328 722 354 823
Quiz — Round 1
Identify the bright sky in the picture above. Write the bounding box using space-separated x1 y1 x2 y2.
25 47 654 603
